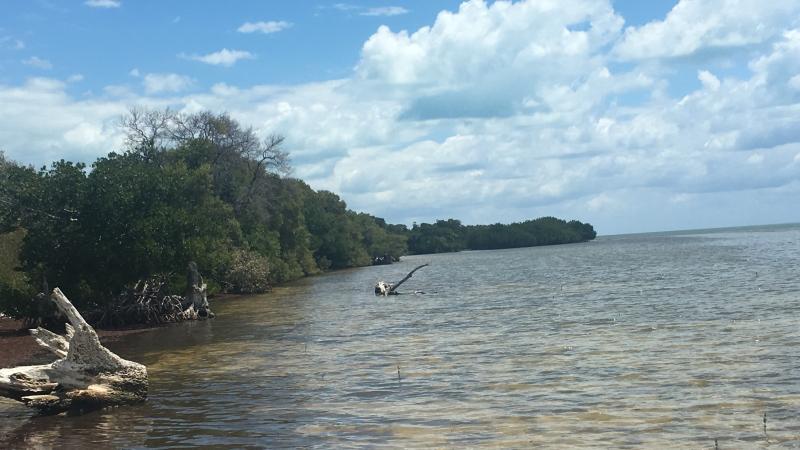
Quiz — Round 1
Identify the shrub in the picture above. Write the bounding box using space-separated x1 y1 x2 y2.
225 249 270 294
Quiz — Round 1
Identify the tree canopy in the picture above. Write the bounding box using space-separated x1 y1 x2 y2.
407 217 596 255
0 109 596 321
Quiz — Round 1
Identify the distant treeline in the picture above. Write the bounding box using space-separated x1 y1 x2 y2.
0 109 594 320
407 218 596 255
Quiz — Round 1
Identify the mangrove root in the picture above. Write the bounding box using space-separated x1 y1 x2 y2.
93 262 214 327
375 264 429 296
0 288 148 416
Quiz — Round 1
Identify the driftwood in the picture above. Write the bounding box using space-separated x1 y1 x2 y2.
374 264 429 296
92 262 213 327
0 288 148 415
183 262 213 319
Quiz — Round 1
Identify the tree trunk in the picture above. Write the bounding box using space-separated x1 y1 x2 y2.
0 288 148 415
374 264 429 296
183 261 213 319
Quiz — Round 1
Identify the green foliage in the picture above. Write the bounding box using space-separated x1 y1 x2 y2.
78 152 240 300
225 249 271 294
354 213 408 260
408 219 467 254
302 189 376 269
0 229 37 319
409 217 596 254
0 110 596 323
0 229 27 290
0 110 408 319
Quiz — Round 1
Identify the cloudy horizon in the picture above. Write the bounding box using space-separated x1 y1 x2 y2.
1 0 799 235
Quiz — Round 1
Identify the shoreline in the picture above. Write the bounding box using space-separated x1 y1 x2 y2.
0 293 246 369
0 316 157 369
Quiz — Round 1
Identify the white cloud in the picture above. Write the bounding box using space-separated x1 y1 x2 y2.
698 70 720 91
182 48 255 67
748 29 800 93
237 21 292 34
2 1 800 233
0 77 127 165
332 3 359 12
587 193 618 211
22 56 53 70
0 36 25 50
142 73 194 95
614 0 800 60
103 84 135 98
129 68 140 77
84 0 121 8
357 0 622 88
360 7 409 17
329 4 409 17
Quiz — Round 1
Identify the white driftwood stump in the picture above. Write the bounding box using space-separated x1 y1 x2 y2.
0 288 148 415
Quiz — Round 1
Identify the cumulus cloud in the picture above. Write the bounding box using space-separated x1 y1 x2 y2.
84 0 121 8
3 0 800 233
697 70 720 91
182 48 255 67
360 7 409 17
237 21 292 34
613 0 800 60
22 56 53 69
0 77 128 165
142 73 194 95
357 0 622 86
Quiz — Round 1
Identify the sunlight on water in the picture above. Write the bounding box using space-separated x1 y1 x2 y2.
2 224 800 448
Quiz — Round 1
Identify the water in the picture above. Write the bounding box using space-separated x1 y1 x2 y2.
2 224 800 448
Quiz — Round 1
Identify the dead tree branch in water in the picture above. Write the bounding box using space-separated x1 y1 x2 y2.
375 264 429 296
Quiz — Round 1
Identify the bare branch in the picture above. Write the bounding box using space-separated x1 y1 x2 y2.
119 107 175 154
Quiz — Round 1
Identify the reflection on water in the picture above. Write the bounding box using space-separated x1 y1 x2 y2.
2 224 800 448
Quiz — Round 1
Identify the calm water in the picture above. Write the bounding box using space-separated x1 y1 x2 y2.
2 224 800 448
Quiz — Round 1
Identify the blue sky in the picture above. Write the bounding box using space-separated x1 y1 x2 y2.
2 0 800 234
2 1 675 89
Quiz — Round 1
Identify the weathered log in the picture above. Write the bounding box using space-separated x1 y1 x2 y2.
374 264 429 296
0 288 148 415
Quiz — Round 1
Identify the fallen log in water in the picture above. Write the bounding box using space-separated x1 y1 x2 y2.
374 264 429 296
0 288 148 416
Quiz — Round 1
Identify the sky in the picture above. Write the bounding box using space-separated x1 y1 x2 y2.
1 0 799 235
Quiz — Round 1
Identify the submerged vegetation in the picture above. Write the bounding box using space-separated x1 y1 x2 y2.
0 109 595 322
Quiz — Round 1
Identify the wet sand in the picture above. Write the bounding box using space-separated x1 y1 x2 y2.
0 316 156 368
0 294 239 368
0 317 45 367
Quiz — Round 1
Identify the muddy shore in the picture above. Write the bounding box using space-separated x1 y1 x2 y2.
0 316 156 368
0 294 239 368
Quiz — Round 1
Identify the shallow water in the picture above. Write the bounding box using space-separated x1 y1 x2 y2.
2 224 800 448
